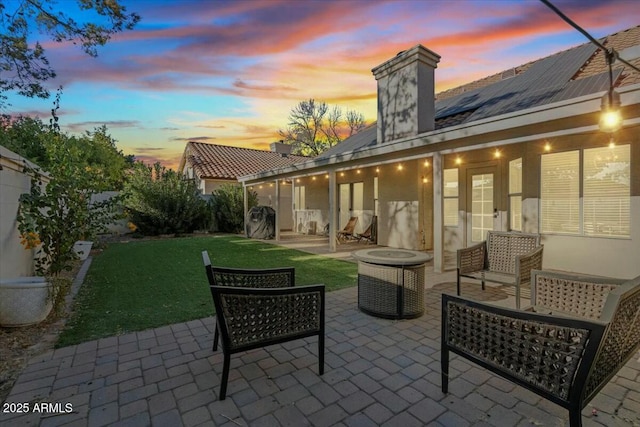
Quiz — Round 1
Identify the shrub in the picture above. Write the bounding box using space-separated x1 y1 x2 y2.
18 131 120 276
210 184 258 233
124 162 210 235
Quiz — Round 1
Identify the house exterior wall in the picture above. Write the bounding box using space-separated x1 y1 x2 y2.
248 181 293 231
520 125 640 278
293 176 329 234
375 161 421 250
0 146 40 279
440 124 639 278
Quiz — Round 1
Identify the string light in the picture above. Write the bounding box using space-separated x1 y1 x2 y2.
455 157 462 165
544 142 551 152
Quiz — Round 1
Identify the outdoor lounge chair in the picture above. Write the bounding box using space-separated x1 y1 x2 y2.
357 215 377 244
336 216 358 243
442 270 640 427
202 251 325 400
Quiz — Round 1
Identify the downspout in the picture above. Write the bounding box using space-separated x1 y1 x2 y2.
243 184 248 238
274 179 280 241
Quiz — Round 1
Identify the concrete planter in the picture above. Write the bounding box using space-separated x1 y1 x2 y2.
0 277 53 327
73 241 93 260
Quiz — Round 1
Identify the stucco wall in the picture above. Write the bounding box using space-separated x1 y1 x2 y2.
0 146 39 279
377 161 421 249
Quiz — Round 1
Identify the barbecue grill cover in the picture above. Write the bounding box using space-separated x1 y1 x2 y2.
246 206 275 239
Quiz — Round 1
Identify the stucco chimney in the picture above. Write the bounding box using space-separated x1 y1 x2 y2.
372 45 440 143
270 141 292 157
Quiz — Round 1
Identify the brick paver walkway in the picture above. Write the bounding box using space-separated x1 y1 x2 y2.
2 276 639 426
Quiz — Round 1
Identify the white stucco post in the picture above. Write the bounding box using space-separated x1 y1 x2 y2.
274 179 280 241
328 170 337 252
243 184 249 237
433 152 444 273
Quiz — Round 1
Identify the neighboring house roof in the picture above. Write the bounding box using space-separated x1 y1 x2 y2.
317 25 640 160
183 142 307 180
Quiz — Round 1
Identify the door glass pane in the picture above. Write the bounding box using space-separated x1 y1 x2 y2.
510 195 522 231
471 173 493 242
352 182 364 211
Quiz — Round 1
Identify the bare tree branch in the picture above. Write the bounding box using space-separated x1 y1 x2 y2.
278 99 367 156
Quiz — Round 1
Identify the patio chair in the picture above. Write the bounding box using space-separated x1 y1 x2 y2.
202 251 325 400
337 216 358 243
442 270 640 426
357 215 377 244
202 250 295 351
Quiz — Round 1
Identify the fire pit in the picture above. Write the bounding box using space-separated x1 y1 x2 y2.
352 249 432 319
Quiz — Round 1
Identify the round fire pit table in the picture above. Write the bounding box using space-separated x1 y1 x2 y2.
352 248 432 319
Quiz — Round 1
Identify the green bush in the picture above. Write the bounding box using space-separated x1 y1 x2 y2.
210 184 258 233
124 162 210 235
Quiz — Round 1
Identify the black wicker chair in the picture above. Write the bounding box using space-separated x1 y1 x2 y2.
203 251 296 351
442 270 640 427
202 251 325 400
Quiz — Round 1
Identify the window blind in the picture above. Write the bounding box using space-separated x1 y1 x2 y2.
540 151 579 233
583 145 630 236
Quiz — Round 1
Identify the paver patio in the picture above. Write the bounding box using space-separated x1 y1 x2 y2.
1 240 639 426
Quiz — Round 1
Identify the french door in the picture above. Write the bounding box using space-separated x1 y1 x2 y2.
466 167 499 244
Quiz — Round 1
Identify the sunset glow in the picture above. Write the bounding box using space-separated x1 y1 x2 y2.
3 0 637 169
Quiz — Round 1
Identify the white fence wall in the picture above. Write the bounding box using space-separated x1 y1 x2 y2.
0 146 42 280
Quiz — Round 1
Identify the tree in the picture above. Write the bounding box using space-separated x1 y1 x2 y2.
278 99 366 156
0 0 140 106
0 115 132 190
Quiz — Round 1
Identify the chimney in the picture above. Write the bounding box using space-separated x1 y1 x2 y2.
372 45 440 143
270 140 292 157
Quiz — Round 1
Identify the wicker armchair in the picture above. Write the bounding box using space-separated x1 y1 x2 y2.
442 270 640 427
202 251 325 400
456 231 543 308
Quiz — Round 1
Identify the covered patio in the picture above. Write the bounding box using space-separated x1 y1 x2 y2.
1 239 638 427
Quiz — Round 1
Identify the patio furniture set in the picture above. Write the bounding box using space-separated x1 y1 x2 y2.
202 230 640 426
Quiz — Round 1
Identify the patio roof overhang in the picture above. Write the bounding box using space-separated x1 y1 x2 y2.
238 82 640 185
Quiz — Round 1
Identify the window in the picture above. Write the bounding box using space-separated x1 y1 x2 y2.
509 158 522 231
443 168 459 226
540 151 579 233
540 145 630 237
294 185 305 210
583 145 630 237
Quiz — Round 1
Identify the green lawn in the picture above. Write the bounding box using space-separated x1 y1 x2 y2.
57 235 357 347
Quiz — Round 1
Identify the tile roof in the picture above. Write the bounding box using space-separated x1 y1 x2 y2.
184 142 307 180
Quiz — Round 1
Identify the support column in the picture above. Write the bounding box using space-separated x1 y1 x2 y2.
274 179 280 241
433 153 444 273
243 184 249 238
328 170 337 252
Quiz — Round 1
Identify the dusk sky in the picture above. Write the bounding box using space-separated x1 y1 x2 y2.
4 0 639 169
